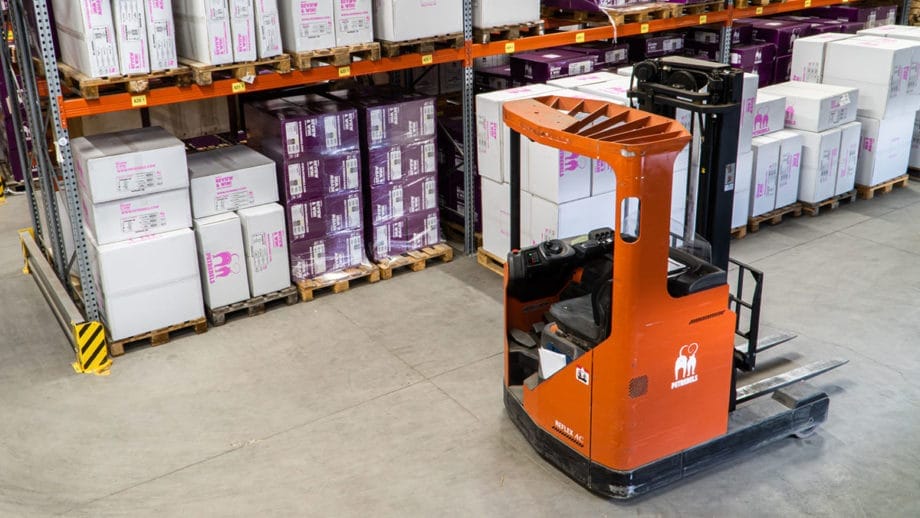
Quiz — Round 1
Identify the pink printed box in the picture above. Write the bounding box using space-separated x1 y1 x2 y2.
113 0 151 75
194 211 250 309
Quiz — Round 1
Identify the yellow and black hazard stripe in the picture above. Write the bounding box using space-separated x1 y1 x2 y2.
72 321 111 375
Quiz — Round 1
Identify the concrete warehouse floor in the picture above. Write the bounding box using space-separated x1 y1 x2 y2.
1 186 919 518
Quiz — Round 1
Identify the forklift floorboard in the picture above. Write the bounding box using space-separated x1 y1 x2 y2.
1 187 919 516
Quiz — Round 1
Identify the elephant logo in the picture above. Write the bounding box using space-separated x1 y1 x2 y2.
206 251 242 284
671 343 700 390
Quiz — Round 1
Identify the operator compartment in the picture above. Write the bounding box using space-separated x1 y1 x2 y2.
506 227 726 385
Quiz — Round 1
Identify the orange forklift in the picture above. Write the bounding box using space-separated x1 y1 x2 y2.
502 57 845 499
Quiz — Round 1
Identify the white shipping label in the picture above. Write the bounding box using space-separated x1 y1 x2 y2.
286 121 302 155
423 142 436 174
250 233 270 272
120 210 166 234
346 196 360 229
288 163 304 198
345 157 359 190
115 166 163 194
209 0 227 19
424 178 436 209
348 234 362 263
375 225 390 258
214 189 255 212
388 148 402 180
291 204 307 239
425 213 438 245
569 60 593 75
370 109 385 143
232 0 252 17
312 242 327 275
422 103 435 136
390 187 404 219
324 116 340 149
300 19 332 39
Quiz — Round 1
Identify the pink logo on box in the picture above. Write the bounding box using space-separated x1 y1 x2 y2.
745 98 755 115
152 0 164 9
116 161 128 173
271 231 284 248
215 175 233 189
340 0 356 9
863 138 875 152
301 1 318 15
784 106 795 125
753 108 771 135
206 251 242 284
792 153 800 167
89 0 103 15
559 152 581 175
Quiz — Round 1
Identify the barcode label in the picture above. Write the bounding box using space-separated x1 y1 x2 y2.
375 225 390 258
346 196 360 229
820 151 831 179
312 242 327 275
302 20 330 38
391 187 404 219
232 0 251 17
423 142 436 173
388 148 402 180
422 103 435 136
291 204 306 238
285 122 302 155
424 178 436 209
152 21 168 44
345 157 359 190
370 110 384 143
209 0 226 19
425 213 438 245
569 60 593 75
348 234 362 263
288 164 303 198
324 116 340 149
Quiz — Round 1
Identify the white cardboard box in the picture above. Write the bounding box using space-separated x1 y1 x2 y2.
591 159 616 196
87 227 204 341
752 92 786 138
229 0 257 61
530 193 617 243
173 0 234 65
476 84 561 183
335 0 374 46
547 71 620 89
238 203 291 296
835 121 862 195
375 0 462 42
760 81 859 133
278 0 335 52
526 140 591 203
472 0 540 28
795 127 841 203
481 177 532 257
71 126 188 204
733 150 754 227
51 0 120 77
80 187 193 245
823 36 920 119
187 145 280 218
574 75 633 105
253 0 283 58
616 66 633 77
113 0 151 75
194 212 250 308
790 33 853 83
144 0 180 70
738 73 759 153
770 130 804 209
856 114 914 186
750 136 781 217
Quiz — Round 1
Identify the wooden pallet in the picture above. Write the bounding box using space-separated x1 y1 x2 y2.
731 225 748 240
801 190 858 217
748 202 803 233
674 0 727 17
289 42 381 70
744 0 786 6
379 33 465 58
58 62 192 100
856 174 910 200
442 220 483 249
296 264 381 302
179 55 291 86
602 3 676 25
473 21 545 45
377 243 454 280
477 247 505 277
108 317 208 357
207 286 299 326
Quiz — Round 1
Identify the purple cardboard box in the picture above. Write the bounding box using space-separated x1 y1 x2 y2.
773 54 792 84
476 65 516 92
326 88 437 148
244 95 359 160
757 62 774 87
290 229 364 281
287 190 363 243
369 183 405 225
840 21 866 33
367 138 438 187
750 20 811 56
541 0 627 11
405 209 440 251
876 5 897 26
807 5 878 24
559 42 630 66
629 33 685 60
687 25 752 46
265 144 361 203
510 49 597 82
730 42 776 73
684 43 721 63
403 174 438 215
370 210 440 261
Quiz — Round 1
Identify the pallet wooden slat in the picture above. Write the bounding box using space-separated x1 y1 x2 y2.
58 62 192 100
377 243 454 280
108 317 208 357
856 174 910 200
477 248 505 277
674 0 728 16
179 55 291 87
473 21 545 44
731 226 748 240
801 190 858 217
289 42 381 70
748 202 803 233
207 286 299 326
296 264 381 302
379 33 465 58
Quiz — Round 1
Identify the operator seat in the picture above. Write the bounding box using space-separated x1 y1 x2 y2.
548 278 612 346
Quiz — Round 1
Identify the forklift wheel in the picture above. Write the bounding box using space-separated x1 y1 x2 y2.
793 424 819 439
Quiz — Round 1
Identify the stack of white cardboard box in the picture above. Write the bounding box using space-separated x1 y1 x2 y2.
732 73 759 229
745 89 791 220
173 0 284 65
71 127 202 341
188 146 289 312
51 0 179 77
791 31 920 188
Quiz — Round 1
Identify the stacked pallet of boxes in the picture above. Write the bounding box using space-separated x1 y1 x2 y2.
746 89 789 220
187 145 289 312
794 31 920 189
278 0 374 54
51 0 179 76
71 127 202 341
173 0 283 64
244 95 367 285
325 88 440 263
732 73 760 230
